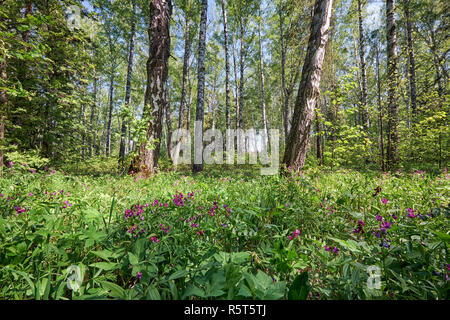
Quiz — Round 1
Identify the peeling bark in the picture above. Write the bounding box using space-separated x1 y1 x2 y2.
192 0 208 173
131 0 172 176
282 0 333 171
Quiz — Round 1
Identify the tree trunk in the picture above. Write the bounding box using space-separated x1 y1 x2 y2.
357 0 369 130
106 70 115 157
186 73 192 131
89 73 97 158
192 0 208 173
131 0 172 176
0 50 7 169
238 17 245 131
315 107 323 165
173 14 191 166
165 96 173 160
353 35 362 127
178 16 191 131
282 0 333 172
232 34 239 131
278 4 289 145
403 0 417 120
105 15 116 158
375 43 385 171
221 0 231 149
258 17 269 149
81 100 86 159
119 0 137 165
386 0 399 170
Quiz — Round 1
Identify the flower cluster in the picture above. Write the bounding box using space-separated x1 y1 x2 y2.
324 245 339 253
380 221 392 233
414 170 425 179
325 205 335 215
14 206 26 215
124 204 148 238
150 199 168 208
288 229 300 240
353 220 365 234
173 191 194 207
208 201 219 217
62 200 73 209
124 204 146 220
127 224 146 237
160 224 171 234
372 214 393 248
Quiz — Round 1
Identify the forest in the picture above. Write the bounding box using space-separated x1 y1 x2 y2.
0 0 448 301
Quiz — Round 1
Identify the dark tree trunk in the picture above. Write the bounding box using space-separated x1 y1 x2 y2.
89 73 97 157
186 73 192 131
119 0 137 165
178 16 191 132
386 0 399 171
192 0 208 173
106 70 115 157
81 101 86 159
131 0 172 176
282 0 333 171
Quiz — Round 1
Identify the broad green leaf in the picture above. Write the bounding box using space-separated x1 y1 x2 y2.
288 272 310 300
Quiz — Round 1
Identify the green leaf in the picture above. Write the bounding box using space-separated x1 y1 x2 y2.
43 272 52 300
146 286 161 300
182 285 205 299
288 272 310 300
231 252 251 264
99 281 125 299
90 250 117 261
434 232 450 242
128 252 139 265
168 270 188 281
89 262 119 271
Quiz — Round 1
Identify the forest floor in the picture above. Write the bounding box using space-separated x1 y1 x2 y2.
0 164 449 299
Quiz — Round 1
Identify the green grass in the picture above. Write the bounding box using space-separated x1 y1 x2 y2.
0 163 449 300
